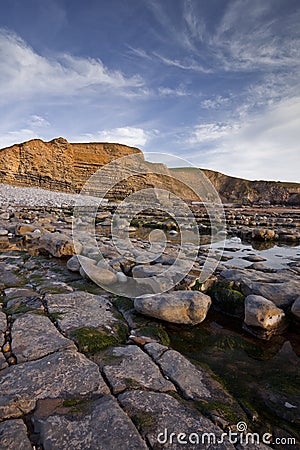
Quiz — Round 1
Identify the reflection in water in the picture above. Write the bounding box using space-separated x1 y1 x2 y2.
250 240 276 250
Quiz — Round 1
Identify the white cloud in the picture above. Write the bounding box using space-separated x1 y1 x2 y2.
201 96 230 110
0 129 38 149
28 115 50 128
186 96 300 182
0 29 143 103
188 123 237 144
211 0 300 72
152 52 212 73
76 127 151 148
158 86 190 97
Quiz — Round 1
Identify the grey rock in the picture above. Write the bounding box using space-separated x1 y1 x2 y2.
0 310 6 334
45 291 118 333
291 296 300 320
242 255 267 262
11 313 76 362
244 295 285 330
4 287 43 312
0 419 32 450
38 231 80 257
144 343 211 400
134 291 211 324
119 390 235 449
67 254 96 272
220 268 300 308
0 310 7 369
34 395 147 450
0 349 109 419
0 229 8 236
102 345 175 394
83 264 118 286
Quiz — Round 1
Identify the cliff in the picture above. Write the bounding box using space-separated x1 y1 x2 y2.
0 138 299 205
0 138 142 193
170 168 300 205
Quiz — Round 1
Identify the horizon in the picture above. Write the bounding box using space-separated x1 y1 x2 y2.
0 0 299 182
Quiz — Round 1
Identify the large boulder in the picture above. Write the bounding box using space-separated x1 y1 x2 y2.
134 291 211 325
244 295 286 339
37 232 81 257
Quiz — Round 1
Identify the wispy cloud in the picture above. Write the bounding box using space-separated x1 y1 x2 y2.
27 115 50 128
0 29 143 103
153 52 212 73
158 86 191 97
211 0 300 72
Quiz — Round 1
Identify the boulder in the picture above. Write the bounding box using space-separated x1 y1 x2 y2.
66 254 96 272
37 232 81 257
252 228 276 241
81 264 117 286
134 291 211 324
244 295 286 339
291 296 300 320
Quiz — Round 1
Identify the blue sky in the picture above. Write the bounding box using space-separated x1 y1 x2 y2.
0 0 299 181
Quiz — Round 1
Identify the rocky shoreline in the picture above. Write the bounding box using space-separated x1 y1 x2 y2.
0 184 299 449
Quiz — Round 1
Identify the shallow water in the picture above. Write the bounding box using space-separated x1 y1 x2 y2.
212 237 300 270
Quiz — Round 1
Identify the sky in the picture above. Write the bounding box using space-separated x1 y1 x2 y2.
0 0 299 182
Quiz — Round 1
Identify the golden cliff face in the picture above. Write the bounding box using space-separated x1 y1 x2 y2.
0 138 142 193
0 137 299 204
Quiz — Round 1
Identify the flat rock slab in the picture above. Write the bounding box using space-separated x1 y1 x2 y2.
119 390 235 449
145 343 211 400
0 349 109 419
0 262 25 288
11 313 77 362
144 342 247 426
102 345 175 394
34 395 147 450
0 419 32 450
220 268 300 308
45 291 117 333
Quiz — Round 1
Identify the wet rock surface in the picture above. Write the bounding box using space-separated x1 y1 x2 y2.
0 349 109 420
119 390 235 449
11 313 77 362
34 395 148 450
0 419 32 449
102 345 176 394
0 193 299 448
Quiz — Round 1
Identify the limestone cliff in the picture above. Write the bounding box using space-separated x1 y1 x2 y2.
170 168 300 205
0 138 299 204
0 138 142 193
